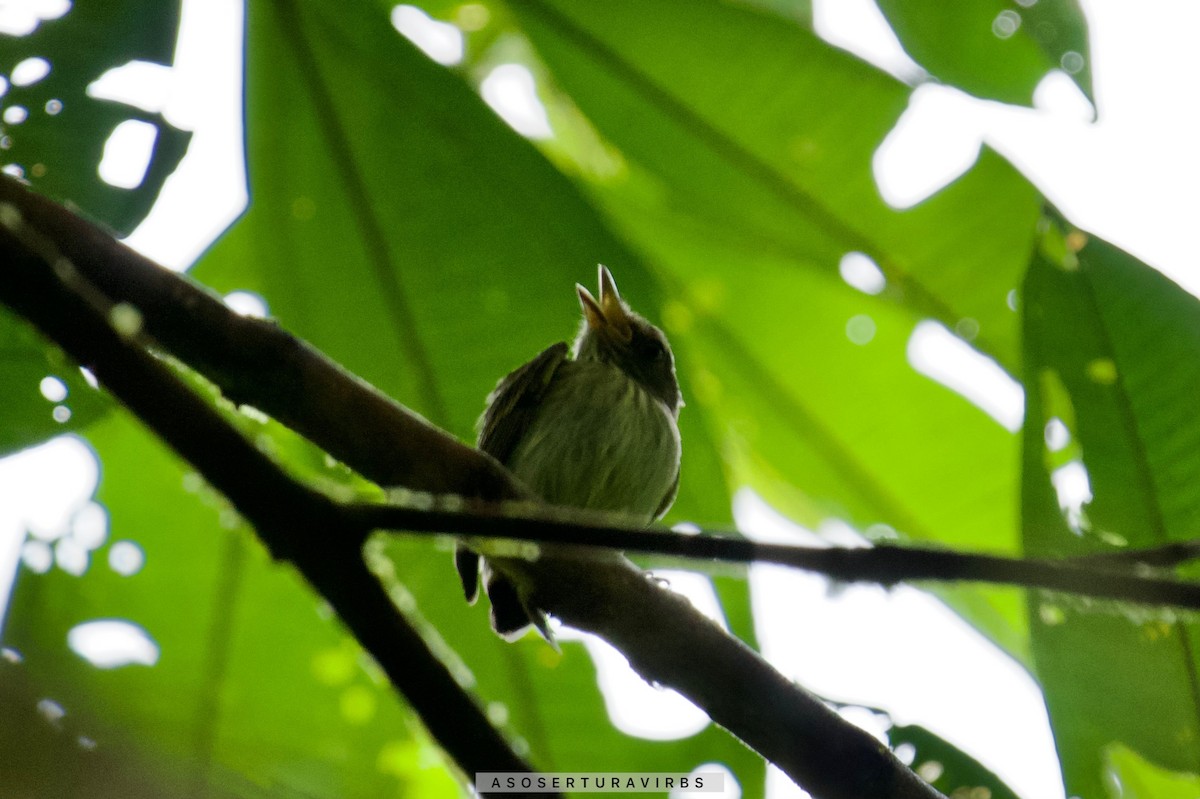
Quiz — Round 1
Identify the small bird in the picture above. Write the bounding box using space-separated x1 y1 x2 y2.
457 266 683 639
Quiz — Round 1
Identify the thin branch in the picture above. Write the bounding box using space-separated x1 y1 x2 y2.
349 502 1200 609
0 201 540 795
0 176 945 799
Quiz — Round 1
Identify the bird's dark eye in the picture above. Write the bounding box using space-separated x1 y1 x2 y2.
641 336 667 361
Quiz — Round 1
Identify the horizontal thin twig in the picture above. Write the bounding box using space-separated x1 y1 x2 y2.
350 501 1200 610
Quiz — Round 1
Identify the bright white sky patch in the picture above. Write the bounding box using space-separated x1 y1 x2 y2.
20 540 52 574
391 5 463 66
0 0 69 36
737 491 1062 799
3 105 28 125
68 619 159 668
3 437 98 541
873 85 983 209
838 252 886 295
811 0 923 82
672 763 740 799
11 56 50 87
573 633 711 740
224 290 269 318
70 502 108 550
87 60 174 114
54 537 88 576
98 120 158 189
481 64 553 139
39 375 68 403
907 321 1024 432
1051 460 1093 534
1033 69 1096 122
121 0 247 271
0 437 98 627
828 0 1200 296
560 570 724 740
821 0 1198 296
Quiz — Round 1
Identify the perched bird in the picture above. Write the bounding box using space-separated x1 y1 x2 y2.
457 266 683 639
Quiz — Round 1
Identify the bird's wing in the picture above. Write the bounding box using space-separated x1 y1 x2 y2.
653 465 680 521
456 342 570 605
477 341 570 461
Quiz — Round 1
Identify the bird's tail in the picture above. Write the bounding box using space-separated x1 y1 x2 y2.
455 543 555 643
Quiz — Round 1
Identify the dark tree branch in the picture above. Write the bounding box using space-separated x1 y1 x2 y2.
348 502 1200 610
520 555 938 799
0 177 521 500
0 176 948 798
0 198 540 796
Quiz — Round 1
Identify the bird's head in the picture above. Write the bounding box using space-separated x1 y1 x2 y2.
574 265 682 415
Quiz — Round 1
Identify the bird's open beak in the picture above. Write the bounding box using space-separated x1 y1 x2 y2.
576 265 633 342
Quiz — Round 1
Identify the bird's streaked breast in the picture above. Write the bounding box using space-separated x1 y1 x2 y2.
506 360 680 520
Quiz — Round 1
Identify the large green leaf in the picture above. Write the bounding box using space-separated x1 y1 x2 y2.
194 0 762 789
876 0 1093 106
1022 227 1200 798
508 0 1042 371
505 0 1039 656
0 0 191 234
3 413 455 798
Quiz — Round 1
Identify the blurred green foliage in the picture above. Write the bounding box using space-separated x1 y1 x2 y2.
1 1 1196 798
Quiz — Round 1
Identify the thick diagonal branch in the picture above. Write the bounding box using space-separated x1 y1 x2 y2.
0 202 539 794
0 177 519 500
